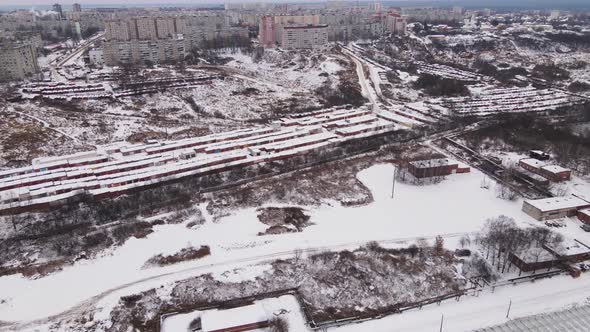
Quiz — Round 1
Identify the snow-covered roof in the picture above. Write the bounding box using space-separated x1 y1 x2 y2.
32 151 101 166
541 165 570 174
524 196 590 213
201 304 267 332
409 158 457 169
546 239 590 257
579 209 590 217
474 304 590 332
519 158 546 169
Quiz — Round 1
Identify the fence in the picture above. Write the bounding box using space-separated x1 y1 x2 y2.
157 266 568 332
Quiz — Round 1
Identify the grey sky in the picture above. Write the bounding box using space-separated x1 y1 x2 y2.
0 0 230 6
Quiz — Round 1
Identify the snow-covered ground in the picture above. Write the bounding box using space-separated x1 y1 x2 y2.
224 48 346 91
333 273 590 332
0 164 558 325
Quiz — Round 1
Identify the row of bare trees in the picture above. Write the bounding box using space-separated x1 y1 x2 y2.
475 215 564 274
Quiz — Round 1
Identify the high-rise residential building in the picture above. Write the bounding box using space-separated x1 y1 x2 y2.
103 15 248 65
103 38 185 66
259 15 321 48
105 17 186 41
401 7 463 22
0 40 39 81
259 16 276 47
52 3 64 20
385 13 407 35
103 17 187 65
104 20 132 41
368 2 382 12
281 24 328 49
72 3 82 13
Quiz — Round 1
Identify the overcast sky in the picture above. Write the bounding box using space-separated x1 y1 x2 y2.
1 0 230 7
1 0 218 5
1 0 589 10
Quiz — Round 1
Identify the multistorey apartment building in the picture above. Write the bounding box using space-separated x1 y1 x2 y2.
103 17 186 66
281 24 329 49
259 15 325 48
103 15 248 66
384 13 408 35
0 39 39 81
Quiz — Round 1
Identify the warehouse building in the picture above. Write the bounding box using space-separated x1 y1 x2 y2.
522 196 590 221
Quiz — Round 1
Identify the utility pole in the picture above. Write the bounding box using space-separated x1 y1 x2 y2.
439 313 444 332
391 166 396 198
506 299 512 318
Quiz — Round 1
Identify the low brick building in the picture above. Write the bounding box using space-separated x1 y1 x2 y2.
509 239 590 273
407 158 469 179
518 158 545 173
518 158 571 182
539 165 571 182
578 209 590 225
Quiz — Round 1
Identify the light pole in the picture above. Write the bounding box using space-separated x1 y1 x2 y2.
391 166 396 198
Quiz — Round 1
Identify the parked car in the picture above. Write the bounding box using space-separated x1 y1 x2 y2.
580 224 590 232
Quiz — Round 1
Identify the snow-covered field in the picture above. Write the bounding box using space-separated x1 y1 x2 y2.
0 163 563 327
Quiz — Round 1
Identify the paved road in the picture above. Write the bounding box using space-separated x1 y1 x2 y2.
55 33 103 68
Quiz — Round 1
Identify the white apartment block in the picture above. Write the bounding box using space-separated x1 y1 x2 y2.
281 25 328 50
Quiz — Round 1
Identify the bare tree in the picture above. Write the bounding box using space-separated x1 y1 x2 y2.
434 235 444 256
269 317 289 332
294 248 303 263
416 238 429 258
459 234 471 248
495 183 518 201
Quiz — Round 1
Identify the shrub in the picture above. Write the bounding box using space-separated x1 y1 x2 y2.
413 73 469 97
568 81 590 92
144 245 211 267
